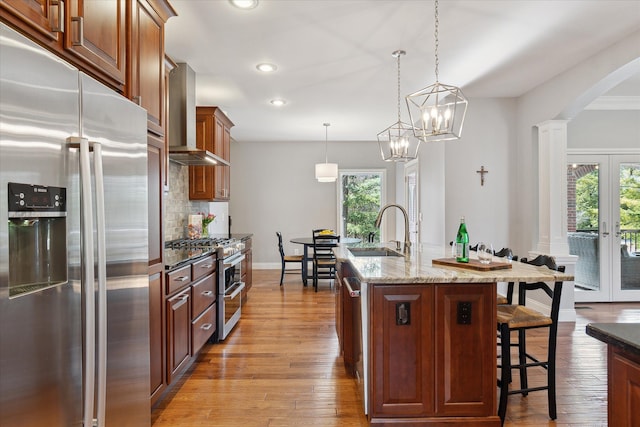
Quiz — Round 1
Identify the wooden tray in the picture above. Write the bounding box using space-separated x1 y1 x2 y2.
432 257 512 271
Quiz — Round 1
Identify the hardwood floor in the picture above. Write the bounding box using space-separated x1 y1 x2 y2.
151 269 640 426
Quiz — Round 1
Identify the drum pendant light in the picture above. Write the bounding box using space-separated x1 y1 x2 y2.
315 123 338 183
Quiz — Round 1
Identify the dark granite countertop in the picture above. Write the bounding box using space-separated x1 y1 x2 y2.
586 323 640 358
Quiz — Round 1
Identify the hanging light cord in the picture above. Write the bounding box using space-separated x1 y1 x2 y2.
324 123 330 163
396 51 402 124
434 0 439 83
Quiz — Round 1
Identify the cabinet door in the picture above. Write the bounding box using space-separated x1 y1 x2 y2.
371 285 435 417
149 271 165 403
609 347 640 427
1 0 63 48
65 0 126 90
147 134 164 268
434 284 496 416
189 112 215 199
166 288 191 383
214 117 230 200
130 0 173 136
189 107 233 201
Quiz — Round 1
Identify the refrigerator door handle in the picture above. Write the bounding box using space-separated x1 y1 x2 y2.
69 136 96 427
93 142 107 427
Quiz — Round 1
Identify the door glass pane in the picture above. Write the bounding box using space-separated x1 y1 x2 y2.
619 162 640 291
567 163 601 292
340 172 382 242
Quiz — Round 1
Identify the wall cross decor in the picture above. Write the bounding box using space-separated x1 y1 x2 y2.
476 166 488 186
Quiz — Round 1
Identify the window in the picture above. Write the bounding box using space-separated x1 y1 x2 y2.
337 170 386 242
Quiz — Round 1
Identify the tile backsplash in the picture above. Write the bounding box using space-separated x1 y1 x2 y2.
164 161 209 241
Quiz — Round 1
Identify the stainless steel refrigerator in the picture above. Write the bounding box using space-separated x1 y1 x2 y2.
0 23 150 426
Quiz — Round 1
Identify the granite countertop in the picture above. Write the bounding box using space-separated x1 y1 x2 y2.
334 242 574 284
586 323 640 358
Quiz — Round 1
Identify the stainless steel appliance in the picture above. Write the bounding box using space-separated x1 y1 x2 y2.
220 249 245 340
0 23 149 427
164 237 245 341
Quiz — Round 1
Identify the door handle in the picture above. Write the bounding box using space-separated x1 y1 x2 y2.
602 221 609 237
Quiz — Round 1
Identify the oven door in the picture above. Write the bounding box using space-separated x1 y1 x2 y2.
219 253 245 340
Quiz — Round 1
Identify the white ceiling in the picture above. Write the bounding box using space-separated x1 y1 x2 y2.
164 0 640 143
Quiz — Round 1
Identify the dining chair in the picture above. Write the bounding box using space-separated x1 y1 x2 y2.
276 232 303 286
311 230 340 292
496 254 565 423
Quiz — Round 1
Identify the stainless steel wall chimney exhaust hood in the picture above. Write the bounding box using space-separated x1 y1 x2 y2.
168 63 229 166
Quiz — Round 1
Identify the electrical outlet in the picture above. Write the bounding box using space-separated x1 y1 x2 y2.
396 302 411 325
457 301 472 325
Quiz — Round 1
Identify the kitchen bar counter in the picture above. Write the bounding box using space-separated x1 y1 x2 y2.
334 242 573 426
334 243 574 284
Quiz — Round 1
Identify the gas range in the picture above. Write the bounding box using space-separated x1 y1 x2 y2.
164 237 243 271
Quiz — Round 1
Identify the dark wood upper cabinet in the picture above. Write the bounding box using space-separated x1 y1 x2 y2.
189 107 234 201
1 0 63 45
128 0 176 136
1 0 127 91
65 0 126 90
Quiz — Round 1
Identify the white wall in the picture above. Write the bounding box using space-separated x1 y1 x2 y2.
444 98 517 251
229 139 396 266
568 110 640 149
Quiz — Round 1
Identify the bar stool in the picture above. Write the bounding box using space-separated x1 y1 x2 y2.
496 254 565 424
493 247 517 305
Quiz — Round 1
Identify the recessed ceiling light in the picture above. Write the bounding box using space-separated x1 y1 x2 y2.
256 63 277 73
229 0 258 10
270 99 286 107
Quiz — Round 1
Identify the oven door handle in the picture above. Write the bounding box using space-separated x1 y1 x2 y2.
224 281 246 300
223 253 245 269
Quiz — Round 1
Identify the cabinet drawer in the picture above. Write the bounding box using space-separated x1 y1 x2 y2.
192 274 216 317
192 255 216 281
192 304 216 354
166 265 191 295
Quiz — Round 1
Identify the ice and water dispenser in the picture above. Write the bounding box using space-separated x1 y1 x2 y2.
7 183 68 297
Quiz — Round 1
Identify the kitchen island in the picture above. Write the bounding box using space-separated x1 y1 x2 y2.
334 243 573 426
586 323 640 426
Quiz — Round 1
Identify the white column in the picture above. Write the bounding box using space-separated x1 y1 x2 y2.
532 120 577 322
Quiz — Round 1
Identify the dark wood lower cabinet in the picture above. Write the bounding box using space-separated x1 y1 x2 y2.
372 286 435 417
369 283 499 426
149 271 165 405
166 288 191 383
609 346 640 426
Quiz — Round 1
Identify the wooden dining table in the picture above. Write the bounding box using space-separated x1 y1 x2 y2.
290 236 361 286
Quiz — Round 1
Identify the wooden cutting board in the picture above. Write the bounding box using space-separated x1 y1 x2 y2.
432 257 512 271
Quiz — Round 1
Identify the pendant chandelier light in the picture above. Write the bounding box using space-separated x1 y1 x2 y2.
406 0 468 142
377 50 421 162
315 123 338 183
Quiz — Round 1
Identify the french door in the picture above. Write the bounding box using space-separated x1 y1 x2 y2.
567 153 640 302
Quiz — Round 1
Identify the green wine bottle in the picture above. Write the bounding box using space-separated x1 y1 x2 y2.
455 217 469 263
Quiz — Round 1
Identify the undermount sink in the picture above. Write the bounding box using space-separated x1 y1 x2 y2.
348 247 404 257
